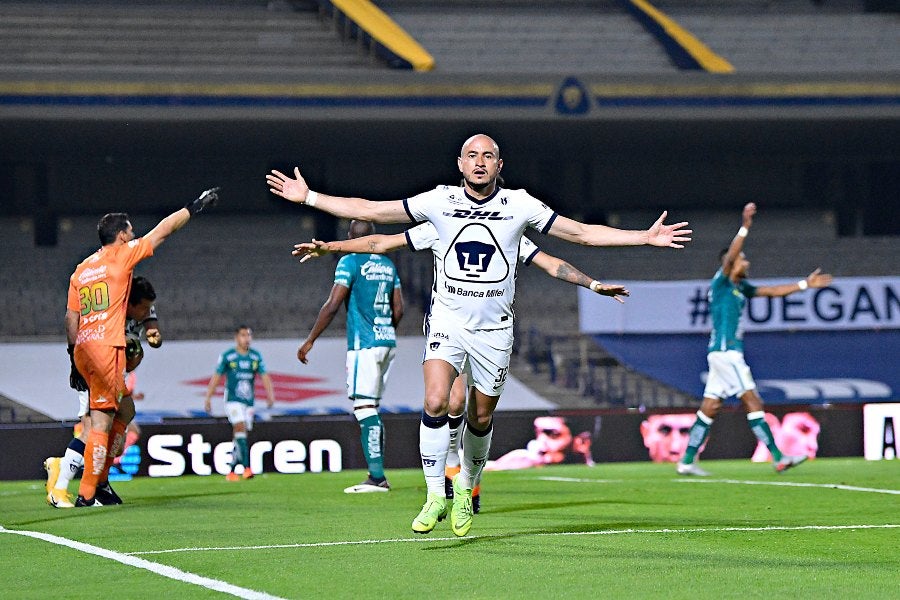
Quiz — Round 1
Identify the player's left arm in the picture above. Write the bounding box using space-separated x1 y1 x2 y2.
530 251 629 303
755 268 833 297
144 187 219 249
261 372 275 409
547 212 691 248
292 232 408 263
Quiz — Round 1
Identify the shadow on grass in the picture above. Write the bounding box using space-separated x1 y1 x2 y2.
14 489 242 526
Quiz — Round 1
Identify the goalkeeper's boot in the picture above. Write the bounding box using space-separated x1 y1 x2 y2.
450 474 474 537
411 493 448 534
74 495 103 507
444 465 460 500
676 461 711 476
775 454 807 473
47 488 74 509
225 472 240 482
242 468 255 480
472 484 481 514
95 481 123 505
43 457 61 494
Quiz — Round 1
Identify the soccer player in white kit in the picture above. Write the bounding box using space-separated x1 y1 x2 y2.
268 133 692 536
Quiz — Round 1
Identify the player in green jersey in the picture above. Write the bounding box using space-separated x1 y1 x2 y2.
677 203 832 476
297 220 403 493
204 325 275 481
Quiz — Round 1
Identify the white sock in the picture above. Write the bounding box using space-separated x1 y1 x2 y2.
419 421 450 496
446 414 464 469
460 422 492 490
55 447 84 492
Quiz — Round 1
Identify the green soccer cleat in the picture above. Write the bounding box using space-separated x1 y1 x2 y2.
775 454 808 473
450 474 474 537
411 493 448 534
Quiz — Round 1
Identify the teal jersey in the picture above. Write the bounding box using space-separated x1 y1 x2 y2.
334 253 401 351
214 347 267 406
707 268 757 353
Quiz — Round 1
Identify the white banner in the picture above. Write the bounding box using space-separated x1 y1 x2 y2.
0 337 554 421
578 276 900 334
863 403 900 460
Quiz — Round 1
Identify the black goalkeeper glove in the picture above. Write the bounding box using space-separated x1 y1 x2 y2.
185 187 220 216
67 344 88 392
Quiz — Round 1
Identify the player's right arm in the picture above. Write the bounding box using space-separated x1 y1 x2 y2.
267 167 410 224
65 308 80 346
297 284 349 364
203 373 220 414
144 319 162 347
292 232 409 262
65 288 88 391
722 202 755 276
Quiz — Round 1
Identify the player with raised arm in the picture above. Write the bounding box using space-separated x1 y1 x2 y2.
66 187 218 506
45 276 160 507
270 133 689 536
676 202 832 476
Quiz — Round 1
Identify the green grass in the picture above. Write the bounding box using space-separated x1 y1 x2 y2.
2 458 899 599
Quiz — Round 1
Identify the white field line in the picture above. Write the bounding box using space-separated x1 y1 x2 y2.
0 525 286 600
674 478 900 495
123 523 900 555
537 476 900 495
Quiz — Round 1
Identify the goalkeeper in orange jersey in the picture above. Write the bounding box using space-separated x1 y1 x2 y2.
45 276 161 508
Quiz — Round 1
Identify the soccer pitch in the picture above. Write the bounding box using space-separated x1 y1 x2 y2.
2 458 898 599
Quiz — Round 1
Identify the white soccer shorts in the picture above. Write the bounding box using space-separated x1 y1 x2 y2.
225 401 255 431
704 350 757 400
424 322 513 398
76 389 89 418
346 346 396 407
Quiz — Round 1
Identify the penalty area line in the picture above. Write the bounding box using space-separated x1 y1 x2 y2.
124 523 900 555
0 525 285 600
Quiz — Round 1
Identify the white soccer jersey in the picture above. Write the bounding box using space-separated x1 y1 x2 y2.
404 186 556 330
126 304 157 339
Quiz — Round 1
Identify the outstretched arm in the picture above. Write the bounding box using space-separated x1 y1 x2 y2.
722 202 755 276
530 251 629 303
755 268 833 298
144 187 219 249
547 211 691 249
292 232 409 263
267 167 411 224
297 284 349 364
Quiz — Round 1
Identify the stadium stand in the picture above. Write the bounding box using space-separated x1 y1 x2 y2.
0 0 379 81
0 0 896 413
376 0 898 74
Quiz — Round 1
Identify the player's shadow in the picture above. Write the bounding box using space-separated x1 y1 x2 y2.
485 497 659 515
421 521 657 550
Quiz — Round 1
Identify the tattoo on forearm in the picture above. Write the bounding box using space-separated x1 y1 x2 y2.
367 241 377 252
555 262 588 285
